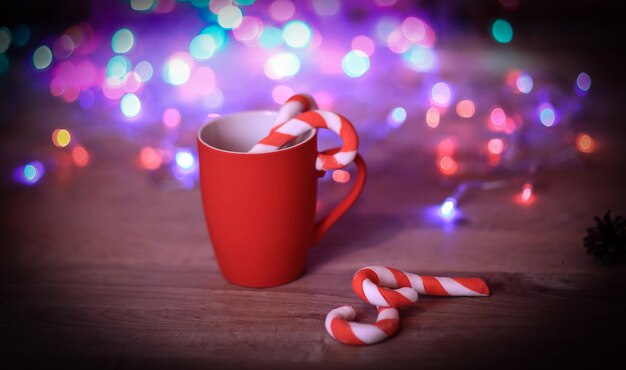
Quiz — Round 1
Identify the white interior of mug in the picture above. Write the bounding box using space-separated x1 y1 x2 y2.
198 110 315 153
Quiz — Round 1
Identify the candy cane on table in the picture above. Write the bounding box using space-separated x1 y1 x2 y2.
272 93 318 128
325 266 490 346
249 110 358 171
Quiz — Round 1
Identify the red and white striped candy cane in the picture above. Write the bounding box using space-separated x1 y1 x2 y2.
325 266 490 346
352 266 490 308
272 93 318 128
325 306 399 346
249 110 358 171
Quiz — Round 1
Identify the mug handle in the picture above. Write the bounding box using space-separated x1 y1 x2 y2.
313 153 367 245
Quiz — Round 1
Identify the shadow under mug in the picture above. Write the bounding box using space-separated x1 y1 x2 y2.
197 110 366 287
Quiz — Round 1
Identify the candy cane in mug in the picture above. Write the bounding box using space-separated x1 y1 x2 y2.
273 94 318 128
249 110 358 171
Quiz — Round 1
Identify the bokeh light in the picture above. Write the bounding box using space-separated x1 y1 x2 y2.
312 0 340 16
456 100 475 118
135 60 153 82
20 161 45 185
264 52 300 79
163 54 192 85
120 93 141 118
140 146 162 170
515 73 533 94
163 108 181 128
401 17 426 42
106 55 131 79
189 34 217 60
538 103 557 127
217 5 243 29
259 26 283 48
233 16 263 42
282 20 312 48
201 26 227 50
175 149 196 170
438 156 458 175
491 19 513 43
403 46 437 72
111 28 135 53
33 45 53 70
387 107 407 128
431 82 452 106
342 50 370 78
487 138 504 154
332 169 350 183
426 107 440 128
131 0 156 11
576 72 591 92
269 0 295 22
490 107 506 130
576 133 595 153
440 197 456 218
72 146 90 167
0 27 11 53
351 35 375 56
52 128 71 148
272 85 295 104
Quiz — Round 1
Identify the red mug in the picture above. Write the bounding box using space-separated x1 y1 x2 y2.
197 110 366 287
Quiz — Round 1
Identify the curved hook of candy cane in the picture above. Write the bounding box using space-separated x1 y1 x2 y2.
325 305 399 346
272 94 318 128
352 266 490 308
250 109 358 171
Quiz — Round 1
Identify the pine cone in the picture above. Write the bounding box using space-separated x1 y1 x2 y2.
583 210 626 263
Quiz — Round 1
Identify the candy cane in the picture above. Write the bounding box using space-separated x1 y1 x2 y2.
352 266 490 308
250 110 358 171
272 93 318 128
325 266 490 346
325 306 399 346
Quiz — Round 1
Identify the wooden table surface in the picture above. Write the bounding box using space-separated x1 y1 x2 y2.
2 44 626 369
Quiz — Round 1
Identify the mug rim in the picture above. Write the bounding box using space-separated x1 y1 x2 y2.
197 110 317 155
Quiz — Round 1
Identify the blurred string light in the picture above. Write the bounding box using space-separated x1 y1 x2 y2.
140 146 162 170
217 5 243 29
111 28 135 53
576 72 591 93
269 0 295 22
387 107 407 128
12 24 30 47
312 0 340 16
163 108 181 128
134 60 153 82
163 54 192 85
426 107 440 128
52 128 71 147
120 93 141 118
201 26 227 50
16 161 45 185
342 50 370 78
189 34 217 60
431 82 452 106
537 103 557 127
0 27 12 53
515 72 533 94
332 169 350 183
264 52 300 79
175 149 196 171
282 20 311 48
33 45 53 70
576 132 595 153
456 100 475 118
72 146 90 167
491 19 513 43
130 0 156 12
8 0 594 203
